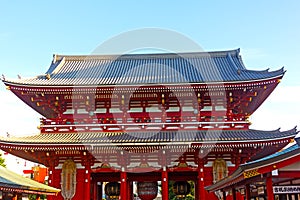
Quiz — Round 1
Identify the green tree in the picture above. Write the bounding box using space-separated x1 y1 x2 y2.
0 153 6 167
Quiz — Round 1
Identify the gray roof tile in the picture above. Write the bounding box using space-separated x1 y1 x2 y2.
0 128 297 145
3 49 284 86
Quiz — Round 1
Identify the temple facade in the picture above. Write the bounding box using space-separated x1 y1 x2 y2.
0 49 297 200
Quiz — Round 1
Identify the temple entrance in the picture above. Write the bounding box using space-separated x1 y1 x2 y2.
90 171 199 200
91 171 161 200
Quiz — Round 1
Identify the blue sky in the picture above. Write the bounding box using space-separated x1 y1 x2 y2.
0 1 299 136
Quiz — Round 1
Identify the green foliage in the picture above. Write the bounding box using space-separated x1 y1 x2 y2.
168 180 195 200
28 194 46 200
0 153 6 167
185 195 195 200
188 180 195 198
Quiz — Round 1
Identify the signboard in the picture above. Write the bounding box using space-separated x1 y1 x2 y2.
273 186 300 194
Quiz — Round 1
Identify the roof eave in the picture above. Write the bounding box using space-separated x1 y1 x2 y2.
2 73 285 89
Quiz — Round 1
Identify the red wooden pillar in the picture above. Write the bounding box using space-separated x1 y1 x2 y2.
162 168 169 200
47 165 55 200
120 171 128 200
92 180 97 200
266 174 274 200
119 149 129 200
197 160 206 199
245 184 251 200
93 182 102 200
232 188 237 200
161 150 169 200
85 163 91 199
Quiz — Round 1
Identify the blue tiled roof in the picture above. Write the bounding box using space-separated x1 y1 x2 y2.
206 135 300 192
3 49 285 86
242 140 300 167
0 176 16 185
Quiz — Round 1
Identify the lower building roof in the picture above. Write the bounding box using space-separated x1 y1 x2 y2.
205 136 300 192
0 165 60 195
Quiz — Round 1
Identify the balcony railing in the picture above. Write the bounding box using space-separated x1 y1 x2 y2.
39 119 250 133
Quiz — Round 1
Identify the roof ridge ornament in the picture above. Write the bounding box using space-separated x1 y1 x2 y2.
52 54 57 63
227 52 239 70
45 74 51 80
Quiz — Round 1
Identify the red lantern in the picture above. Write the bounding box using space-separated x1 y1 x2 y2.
137 181 158 200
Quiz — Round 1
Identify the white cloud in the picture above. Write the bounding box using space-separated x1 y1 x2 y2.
0 89 41 137
0 88 41 174
250 85 300 137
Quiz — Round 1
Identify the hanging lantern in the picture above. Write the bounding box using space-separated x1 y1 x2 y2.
104 182 120 200
172 181 191 199
137 181 158 200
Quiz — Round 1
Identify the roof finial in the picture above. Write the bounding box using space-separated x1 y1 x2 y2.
53 54 57 63
46 74 51 80
1 74 5 81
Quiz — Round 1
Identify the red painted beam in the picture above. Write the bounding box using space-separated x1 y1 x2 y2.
277 171 300 178
257 154 300 175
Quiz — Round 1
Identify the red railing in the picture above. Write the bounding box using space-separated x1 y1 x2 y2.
39 114 249 133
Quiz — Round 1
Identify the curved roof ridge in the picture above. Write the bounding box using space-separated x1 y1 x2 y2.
46 56 66 74
274 126 299 134
254 126 299 135
242 66 285 73
52 48 241 62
